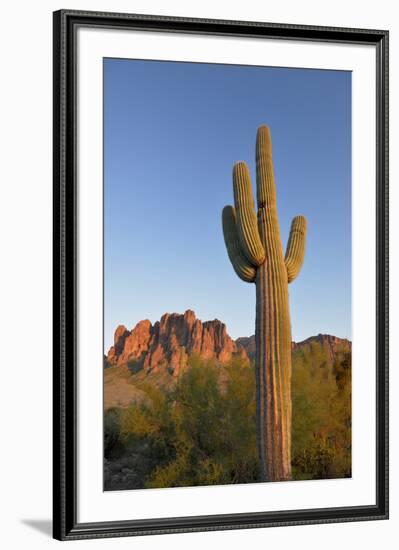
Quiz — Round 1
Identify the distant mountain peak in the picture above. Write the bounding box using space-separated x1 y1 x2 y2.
236 333 351 362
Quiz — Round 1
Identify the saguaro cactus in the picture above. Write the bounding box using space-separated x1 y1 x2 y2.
222 125 307 481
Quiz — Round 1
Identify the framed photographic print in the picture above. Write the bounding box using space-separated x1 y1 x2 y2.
53 9 389 540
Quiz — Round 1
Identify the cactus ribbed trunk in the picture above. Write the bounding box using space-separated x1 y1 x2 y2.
256 208 292 481
222 125 306 482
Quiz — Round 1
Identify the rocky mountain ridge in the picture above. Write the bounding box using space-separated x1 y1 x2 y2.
106 310 247 377
105 310 351 376
236 332 351 362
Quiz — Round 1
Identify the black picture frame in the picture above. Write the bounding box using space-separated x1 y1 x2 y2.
53 9 389 541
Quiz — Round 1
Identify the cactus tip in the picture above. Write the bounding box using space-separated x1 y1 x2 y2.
257 124 271 139
293 215 307 231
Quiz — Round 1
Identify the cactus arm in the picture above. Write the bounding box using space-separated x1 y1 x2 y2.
285 215 307 283
233 162 265 266
222 206 257 283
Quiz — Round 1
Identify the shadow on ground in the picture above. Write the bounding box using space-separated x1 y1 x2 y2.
22 519 52 537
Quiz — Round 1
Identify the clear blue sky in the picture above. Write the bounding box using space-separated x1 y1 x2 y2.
104 58 351 352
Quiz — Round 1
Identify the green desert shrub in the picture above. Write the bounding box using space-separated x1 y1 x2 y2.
291 348 351 479
146 357 259 488
104 350 351 490
104 407 124 458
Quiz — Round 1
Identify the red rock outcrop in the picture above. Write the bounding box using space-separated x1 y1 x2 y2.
106 310 244 376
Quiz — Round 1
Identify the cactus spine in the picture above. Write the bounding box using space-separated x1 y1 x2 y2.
222 126 307 481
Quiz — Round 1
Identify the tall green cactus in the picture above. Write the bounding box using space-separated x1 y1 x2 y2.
222 125 307 481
